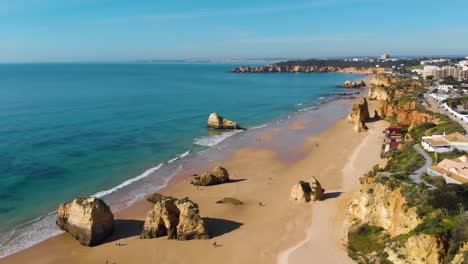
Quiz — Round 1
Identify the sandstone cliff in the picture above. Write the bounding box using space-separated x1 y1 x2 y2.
347 179 421 236
385 234 447 264
347 98 370 132
232 65 384 74
141 197 209 240
56 197 114 246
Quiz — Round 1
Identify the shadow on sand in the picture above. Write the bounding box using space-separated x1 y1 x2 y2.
103 219 144 244
203 217 243 238
322 191 343 200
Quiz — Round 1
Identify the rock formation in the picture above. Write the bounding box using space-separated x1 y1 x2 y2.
347 98 370 132
290 177 325 203
343 80 366 88
141 197 209 240
385 234 446 264
216 197 243 205
56 197 114 246
191 166 230 186
147 193 175 204
232 65 385 74
368 85 392 101
346 179 421 236
207 113 240 129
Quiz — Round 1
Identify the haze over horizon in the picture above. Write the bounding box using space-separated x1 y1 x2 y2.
2 0 468 63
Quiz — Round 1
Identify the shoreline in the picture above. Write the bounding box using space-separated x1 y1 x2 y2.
0 74 367 259
0 85 384 264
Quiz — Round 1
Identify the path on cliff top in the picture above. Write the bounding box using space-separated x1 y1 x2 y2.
411 144 436 190
425 95 468 135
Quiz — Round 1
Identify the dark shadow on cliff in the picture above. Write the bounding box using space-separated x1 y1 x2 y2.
203 217 243 238
322 191 343 200
103 219 144 244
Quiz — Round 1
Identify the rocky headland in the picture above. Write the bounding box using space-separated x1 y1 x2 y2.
344 74 468 264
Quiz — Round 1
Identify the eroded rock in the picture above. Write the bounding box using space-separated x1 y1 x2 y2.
191 167 230 186
347 98 370 132
140 197 209 240
56 197 114 246
290 177 325 203
207 113 240 129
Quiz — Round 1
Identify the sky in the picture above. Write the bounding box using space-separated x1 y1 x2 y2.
1 0 468 62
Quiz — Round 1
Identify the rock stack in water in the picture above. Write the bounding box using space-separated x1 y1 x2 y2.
290 177 325 203
141 197 209 240
347 98 370 132
191 166 230 186
343 80 366 88
56 197 114 246
207 113 240 129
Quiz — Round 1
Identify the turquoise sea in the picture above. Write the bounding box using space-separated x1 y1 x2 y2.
0 62 363 257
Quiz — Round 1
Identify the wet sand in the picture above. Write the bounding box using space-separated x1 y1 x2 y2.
1 99 385 264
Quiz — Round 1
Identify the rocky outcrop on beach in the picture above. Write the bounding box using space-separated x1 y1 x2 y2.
346 179 421 236
385 234 447 264
191 166 230 186
343 80 366 88
347 98 370 132
140 197 209 240
216 197 244 205
290 177 325 203
56 197 114 246
207 113 240 129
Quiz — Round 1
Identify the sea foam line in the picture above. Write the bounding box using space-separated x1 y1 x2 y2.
93 163 164 198
167 151 191 164
194 129 243 147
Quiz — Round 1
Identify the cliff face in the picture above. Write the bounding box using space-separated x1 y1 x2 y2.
232 65 383 74
347 179 421 236
385 234 447 264
347 98 370 132
368 85 393 101
397 110 438 126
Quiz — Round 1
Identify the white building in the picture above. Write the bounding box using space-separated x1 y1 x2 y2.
422 133 468 153
380 54 390 60
438 84 454 92
459 60 468 67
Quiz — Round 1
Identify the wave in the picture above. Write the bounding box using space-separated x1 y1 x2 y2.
194 130 243 147
295 102 303 106
93 163 164 198
298 106 318 112
249 124 268 130
167 151 191 164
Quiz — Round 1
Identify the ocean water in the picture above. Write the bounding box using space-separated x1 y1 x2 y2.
0 62 363 257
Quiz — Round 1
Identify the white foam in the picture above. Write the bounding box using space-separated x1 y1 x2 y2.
250 124 268 130
93 163 164 198
167 151 191 164
0 213 63 259
298 106 317 112
296 102 304 106
194 130 243 147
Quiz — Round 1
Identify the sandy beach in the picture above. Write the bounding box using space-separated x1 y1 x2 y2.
1 98 386 264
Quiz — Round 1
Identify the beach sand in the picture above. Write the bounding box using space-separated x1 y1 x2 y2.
1 100 386 264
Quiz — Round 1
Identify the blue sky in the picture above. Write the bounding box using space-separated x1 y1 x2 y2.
1 0 468 62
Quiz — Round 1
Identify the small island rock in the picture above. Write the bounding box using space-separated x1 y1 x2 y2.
207 113 240 129
344 80 366 88
191 166 230 186
56 197 114 246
